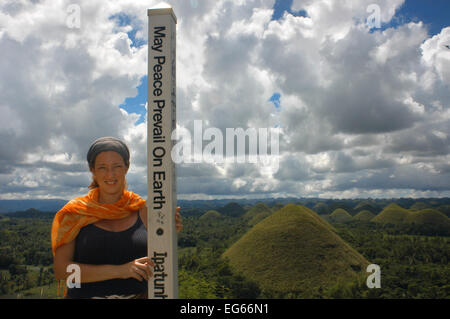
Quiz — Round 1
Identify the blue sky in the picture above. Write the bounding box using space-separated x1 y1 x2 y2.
119 0 450 127
270 0 450 36
119 76 147 124
110 12 146 48
110 12 147 124
272 0 307 20
389 0 450 36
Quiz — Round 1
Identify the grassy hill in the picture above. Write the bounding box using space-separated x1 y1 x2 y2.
372 203 410 225
329 208 353 223
437 205 450 218
200 210 222 220
312 202 330 215
371 204 450 235
353 200 379 214
222 204 369 297
409 202 430 211
404 209 450 234
269 202 285 212
217 202 246 217
329 202 355 216
353 210 376 222
243 202 273 226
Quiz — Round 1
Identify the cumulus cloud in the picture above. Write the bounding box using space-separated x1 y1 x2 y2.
0 0 449 200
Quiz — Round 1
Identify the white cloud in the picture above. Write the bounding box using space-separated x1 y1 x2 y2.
0 0 449 200
421 26 450 83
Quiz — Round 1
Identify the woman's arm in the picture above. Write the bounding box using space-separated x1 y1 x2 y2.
139 205 148 229
53 240 153 283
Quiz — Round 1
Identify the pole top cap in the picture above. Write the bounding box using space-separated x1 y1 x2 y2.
148 3 177 23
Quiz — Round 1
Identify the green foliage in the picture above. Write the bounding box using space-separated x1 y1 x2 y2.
335 223 450 298
0 214 56 297
1 198 449 299
323 274 369 299
179 269 220 299
179 248 260 299
181 201 449 299
178 215 249 250
0 217 53 267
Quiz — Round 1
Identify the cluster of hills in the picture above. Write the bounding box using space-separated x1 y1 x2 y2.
371 204 450 234
193 198 450 230
2 196 449 215
315 203 450 235
2 196 449 298
194 199 450 296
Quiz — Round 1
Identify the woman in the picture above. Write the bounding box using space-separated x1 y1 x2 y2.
51 137 182 299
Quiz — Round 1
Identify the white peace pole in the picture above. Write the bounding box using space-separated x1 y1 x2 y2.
147 5 177 299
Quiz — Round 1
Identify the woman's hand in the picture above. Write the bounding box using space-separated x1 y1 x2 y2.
175 207 183 233
119 257 154 282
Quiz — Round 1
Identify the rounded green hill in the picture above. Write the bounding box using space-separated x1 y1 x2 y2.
405 209 450 234
437 205 450 218
222 204 369 297
372 203 410 225
200 210 222 220
353 210 376 222
243 202 273 226
313 202 329 215
372 204 450 234
353 200 378 214
409 202 430 211
329 208 352 223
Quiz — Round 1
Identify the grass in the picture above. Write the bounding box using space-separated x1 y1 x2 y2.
200 210 222 220
353 210 376 222
243 202 273 226
330 209 353 223
373 204 450 233
222 204 369 297
405 209 449 225
0 281 60 299
372 203 411 225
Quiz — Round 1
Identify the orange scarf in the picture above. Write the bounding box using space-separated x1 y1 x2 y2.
51 188 146 256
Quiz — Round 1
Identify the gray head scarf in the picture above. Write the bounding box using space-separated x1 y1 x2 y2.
87 137 130 169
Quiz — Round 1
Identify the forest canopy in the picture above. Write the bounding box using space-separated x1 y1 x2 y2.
0 197 449 299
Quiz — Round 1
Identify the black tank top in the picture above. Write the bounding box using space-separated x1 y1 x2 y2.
67 213 147 299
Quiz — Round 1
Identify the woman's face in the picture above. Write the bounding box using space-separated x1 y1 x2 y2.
91 151 128 196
